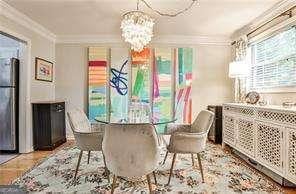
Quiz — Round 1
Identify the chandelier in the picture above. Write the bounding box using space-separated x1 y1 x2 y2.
121 0 198 52
121 11 154 52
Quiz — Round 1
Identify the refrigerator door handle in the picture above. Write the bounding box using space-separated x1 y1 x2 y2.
11 58 19 87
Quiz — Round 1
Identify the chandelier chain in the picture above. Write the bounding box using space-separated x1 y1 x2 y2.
139 0 198 17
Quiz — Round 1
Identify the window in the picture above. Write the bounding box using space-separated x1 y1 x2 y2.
249 27 296 90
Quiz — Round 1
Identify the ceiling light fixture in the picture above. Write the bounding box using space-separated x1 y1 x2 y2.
121 0 198 52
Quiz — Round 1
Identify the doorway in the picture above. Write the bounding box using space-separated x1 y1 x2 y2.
0 30 32 156
0 33 22 163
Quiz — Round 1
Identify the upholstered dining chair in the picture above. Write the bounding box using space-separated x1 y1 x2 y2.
164 110 214 185
103 123 160 194
67 108 108 183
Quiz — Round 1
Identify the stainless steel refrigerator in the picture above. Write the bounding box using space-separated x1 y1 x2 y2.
0 58 19 152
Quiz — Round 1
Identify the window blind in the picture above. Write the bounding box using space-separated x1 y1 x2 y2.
249 26 296 89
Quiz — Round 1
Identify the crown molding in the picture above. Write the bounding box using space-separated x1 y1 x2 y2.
56 35 122 44
152 35 231 45
56 34 231 46
231 0 296 40
0 0 56 42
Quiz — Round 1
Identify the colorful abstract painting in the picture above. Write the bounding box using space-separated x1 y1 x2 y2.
153 48 173 133
110 48 129 122
88 47 108 122
87 47 193 129
131 48 150 103
175 48 193 123
130 48 151 122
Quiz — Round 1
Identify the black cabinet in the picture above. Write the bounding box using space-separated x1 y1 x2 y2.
32 101 66 150
207 105 222 144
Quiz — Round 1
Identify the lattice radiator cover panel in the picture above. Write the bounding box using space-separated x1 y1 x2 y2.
223 115 236 145
258 110 296 126
224 105 255 117
237 119 255 156
288 128 296 179
256 122 283 172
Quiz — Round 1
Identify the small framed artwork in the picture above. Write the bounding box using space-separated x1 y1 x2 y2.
35 57 53 82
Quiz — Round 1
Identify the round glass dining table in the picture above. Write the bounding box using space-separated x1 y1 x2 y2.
94 118 177 125
94 118 177 134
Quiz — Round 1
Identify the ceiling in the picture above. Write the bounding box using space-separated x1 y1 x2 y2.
4 0 281 38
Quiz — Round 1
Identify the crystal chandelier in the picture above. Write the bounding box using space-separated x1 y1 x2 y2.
121 11 154 52
121 0 198 52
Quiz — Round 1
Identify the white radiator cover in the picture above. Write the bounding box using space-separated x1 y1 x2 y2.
223 103 296 184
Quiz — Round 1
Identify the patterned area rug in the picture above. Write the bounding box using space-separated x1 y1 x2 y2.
13 143 282 193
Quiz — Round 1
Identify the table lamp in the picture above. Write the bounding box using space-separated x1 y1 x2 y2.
229 60 248 102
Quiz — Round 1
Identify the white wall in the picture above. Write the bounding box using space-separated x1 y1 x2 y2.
193 44 233 116
55 44 88 127
55 43 233 137
0 15 55 152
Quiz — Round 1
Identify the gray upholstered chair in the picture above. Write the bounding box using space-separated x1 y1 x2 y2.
164 110 214 185
67 108 108 182
103 123 160 194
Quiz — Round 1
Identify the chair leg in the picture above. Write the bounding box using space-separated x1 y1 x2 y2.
74 150 83 182
167 153 177 186
152 171 157 185
102 152 110 182
146 174 152 194
197 153 205 183
87 151 91 164
191 154 195 166
111 175 117 194
162 151 169 165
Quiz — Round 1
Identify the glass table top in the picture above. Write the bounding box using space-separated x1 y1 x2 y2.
94 118 177 125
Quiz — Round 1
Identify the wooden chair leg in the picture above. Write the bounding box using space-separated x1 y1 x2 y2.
152 171 157 185
191 154 195 166
87 151 91 164
197 153 205 183
102 152 110 182
162 151 169 165
111 175 117 194
74 150 83 182
167 153 177 186
146 174 152 194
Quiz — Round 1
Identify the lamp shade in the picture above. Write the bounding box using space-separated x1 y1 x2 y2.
228 61 248 78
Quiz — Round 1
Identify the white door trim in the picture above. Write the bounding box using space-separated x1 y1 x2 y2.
0 26 33 153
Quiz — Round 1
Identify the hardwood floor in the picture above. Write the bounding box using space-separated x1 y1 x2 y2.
0 140 74 185
0 140 295 194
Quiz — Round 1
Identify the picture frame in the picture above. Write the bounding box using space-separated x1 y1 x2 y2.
35 57 53 82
